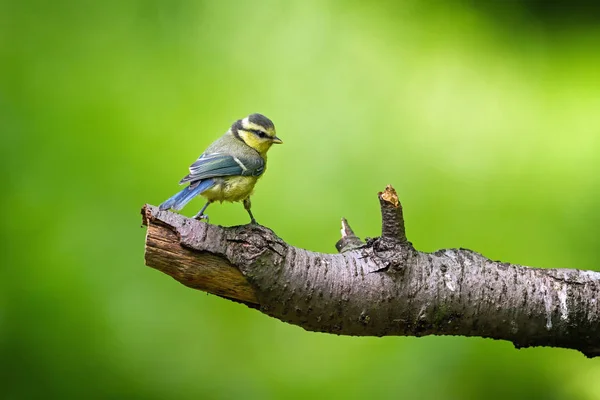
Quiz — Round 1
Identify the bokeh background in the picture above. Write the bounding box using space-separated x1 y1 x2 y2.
2 0 600 398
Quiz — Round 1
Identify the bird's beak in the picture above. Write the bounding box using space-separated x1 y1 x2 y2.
272 136 283 144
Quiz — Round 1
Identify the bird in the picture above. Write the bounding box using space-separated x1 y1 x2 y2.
159 113 282 224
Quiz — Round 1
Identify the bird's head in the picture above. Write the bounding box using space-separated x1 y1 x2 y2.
233 113 282 155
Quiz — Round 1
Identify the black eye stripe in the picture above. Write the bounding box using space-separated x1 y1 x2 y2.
251 129 268 138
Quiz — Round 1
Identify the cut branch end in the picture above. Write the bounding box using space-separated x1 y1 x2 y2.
379 185 400 208
378 185 408 244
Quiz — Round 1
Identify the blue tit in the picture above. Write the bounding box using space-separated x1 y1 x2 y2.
159 113 282 224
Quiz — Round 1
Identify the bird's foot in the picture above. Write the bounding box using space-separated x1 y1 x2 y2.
249 218 258 225
194 213 209 223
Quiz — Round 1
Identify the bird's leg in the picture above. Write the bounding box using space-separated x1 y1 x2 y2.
193 200 212 222
243 197 257 224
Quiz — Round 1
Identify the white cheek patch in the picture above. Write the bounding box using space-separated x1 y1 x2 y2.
238 131 252 145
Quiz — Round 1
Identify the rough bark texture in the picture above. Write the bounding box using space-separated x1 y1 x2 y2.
142 186 600 357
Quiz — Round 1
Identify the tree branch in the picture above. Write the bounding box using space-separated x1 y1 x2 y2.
142 185 600 357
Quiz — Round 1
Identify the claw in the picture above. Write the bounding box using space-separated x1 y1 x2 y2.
194 213 209 223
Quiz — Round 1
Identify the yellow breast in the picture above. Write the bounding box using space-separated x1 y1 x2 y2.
201 176 258 203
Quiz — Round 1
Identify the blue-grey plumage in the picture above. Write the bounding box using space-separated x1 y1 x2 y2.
159 113 282 223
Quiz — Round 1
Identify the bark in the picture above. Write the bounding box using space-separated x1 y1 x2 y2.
142 185 600 357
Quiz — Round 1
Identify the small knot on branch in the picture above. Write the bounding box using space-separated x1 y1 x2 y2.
335 218 365 253
378 185 408 245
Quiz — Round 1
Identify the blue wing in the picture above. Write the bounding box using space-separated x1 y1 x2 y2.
159 153 265 212
179 153 265 184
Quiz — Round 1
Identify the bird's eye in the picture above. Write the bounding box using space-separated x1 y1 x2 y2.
254 130 267 138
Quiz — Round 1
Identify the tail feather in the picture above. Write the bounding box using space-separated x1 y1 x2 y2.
159 179 215 211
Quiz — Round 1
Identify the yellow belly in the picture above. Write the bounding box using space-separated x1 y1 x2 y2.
201 176 258 203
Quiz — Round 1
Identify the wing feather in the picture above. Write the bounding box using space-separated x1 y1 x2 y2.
179 153 264 184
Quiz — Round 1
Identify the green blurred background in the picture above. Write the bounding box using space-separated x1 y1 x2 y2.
2 0 600 399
